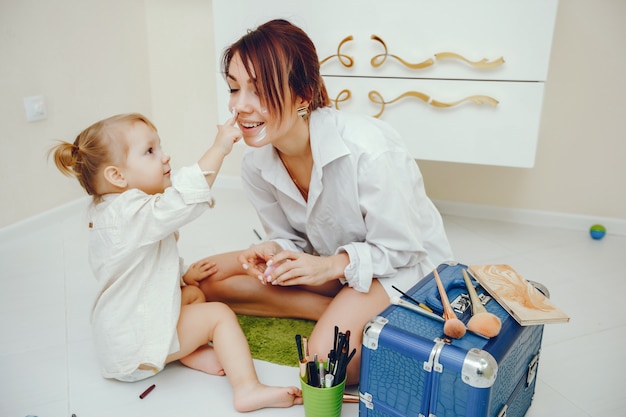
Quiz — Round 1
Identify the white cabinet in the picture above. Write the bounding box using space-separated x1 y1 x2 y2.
212 0 558 167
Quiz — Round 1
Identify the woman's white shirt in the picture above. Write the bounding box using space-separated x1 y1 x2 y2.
241 107 453 295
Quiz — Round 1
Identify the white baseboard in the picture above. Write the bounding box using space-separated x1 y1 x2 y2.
2 176 624 243
433 199 626 236
0 196 92 245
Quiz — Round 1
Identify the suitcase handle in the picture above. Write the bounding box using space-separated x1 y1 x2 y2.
424 276 467 314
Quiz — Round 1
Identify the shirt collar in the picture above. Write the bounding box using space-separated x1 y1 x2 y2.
250 107 351 189
309 107 351 173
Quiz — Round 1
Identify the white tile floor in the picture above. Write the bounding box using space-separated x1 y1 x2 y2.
1 185 625 417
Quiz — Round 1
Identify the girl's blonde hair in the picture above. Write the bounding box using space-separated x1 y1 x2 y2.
49 113 156 202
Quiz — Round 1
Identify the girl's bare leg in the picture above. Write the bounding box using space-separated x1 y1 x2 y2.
178 285 224 374
178 344 225 376
306 279 390 385
181 285 206 305
199 251 341 320
167 302 302 412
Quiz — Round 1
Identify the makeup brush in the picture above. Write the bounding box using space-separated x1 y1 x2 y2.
462 269 502 338
390 296 444 322
433 269 466 339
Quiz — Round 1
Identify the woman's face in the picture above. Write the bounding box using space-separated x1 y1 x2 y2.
226 52 301 148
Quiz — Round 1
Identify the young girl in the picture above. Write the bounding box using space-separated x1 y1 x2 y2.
49 113 302 412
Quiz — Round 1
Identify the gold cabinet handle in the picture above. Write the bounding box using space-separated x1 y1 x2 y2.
370 35 504 70
368 90 498 118
370 35 434 69
320 36 354 68
434 52 505 69
330 89 352 110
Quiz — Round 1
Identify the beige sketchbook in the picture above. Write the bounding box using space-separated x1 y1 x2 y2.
469 264 570 326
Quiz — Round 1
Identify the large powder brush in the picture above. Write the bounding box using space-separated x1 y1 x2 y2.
462 269 502 338
433 269 466 339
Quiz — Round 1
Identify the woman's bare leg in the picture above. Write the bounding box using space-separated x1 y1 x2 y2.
200 251 341 320
306 280 390 385
200 251 389 385
167 302 302 411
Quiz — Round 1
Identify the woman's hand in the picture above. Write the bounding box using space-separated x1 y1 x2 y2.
183 258 218 286
262 251 349 287
237 241 283 279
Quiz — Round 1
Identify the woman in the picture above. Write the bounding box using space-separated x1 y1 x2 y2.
200 19 453 385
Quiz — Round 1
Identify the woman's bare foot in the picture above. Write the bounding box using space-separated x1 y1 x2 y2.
233 382 303 412
180 345 225 376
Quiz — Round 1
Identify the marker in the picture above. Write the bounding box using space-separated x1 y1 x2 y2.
319 361 325 387
139 383 156 399
324 373 334 388
307 361 320 387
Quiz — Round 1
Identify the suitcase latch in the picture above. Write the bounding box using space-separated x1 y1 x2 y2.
451 292 492 314
359 391 373 409
424 338 445 373
526 350 541 386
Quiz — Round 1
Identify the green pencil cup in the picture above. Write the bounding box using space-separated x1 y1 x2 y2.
300 374 346 417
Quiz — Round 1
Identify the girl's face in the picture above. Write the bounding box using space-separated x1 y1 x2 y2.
120 121 172 195
226 52 302 148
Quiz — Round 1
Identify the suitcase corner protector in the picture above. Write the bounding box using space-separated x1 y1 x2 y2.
362 316 388 350
462 348 498 388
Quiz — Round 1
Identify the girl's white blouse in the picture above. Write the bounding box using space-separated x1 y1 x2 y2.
241 107 453 296
88 164 213 380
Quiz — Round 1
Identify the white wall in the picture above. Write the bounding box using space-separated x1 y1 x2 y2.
0 0 624 230
0 0 153 227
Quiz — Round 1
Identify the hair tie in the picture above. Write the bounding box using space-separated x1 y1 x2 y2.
72 143 80 156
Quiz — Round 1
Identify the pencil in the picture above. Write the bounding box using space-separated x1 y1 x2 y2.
139 383 156 399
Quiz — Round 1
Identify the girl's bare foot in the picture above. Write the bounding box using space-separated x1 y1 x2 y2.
180 345 225 376
233 383 303 412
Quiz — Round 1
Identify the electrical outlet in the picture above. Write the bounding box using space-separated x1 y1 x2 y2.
23 95 47 122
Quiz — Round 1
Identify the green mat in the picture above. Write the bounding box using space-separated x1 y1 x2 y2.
237 315 316 367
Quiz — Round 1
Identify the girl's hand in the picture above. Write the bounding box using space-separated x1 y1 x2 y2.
262 251 349 287
237 241 282 280
183 258 218 286
214 112 242 156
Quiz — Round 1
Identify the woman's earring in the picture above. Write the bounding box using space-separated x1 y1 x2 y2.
297 106 309 119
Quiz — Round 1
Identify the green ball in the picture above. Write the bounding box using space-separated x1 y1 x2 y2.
589 224 606 240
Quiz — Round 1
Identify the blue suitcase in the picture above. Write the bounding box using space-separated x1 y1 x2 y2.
359 262 545 417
